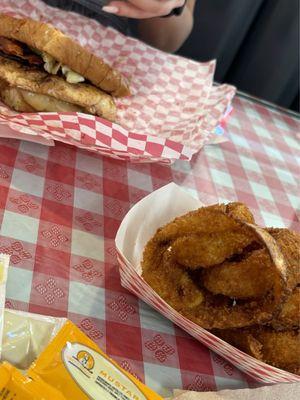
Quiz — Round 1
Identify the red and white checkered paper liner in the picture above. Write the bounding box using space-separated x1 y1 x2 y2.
116 183 300 384
0 0 236 164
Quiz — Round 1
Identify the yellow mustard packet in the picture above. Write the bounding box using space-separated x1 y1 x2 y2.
29 320 163 400
0 362 66 399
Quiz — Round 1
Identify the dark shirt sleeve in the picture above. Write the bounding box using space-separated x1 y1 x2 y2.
42 0 130 35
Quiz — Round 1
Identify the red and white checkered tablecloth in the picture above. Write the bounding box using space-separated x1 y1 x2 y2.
0 94 299 397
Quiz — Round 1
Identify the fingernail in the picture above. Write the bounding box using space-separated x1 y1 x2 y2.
102 6 119 14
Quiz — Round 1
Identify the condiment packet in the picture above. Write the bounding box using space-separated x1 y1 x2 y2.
28 320 163 399
0 362 66 399
0 254 10 360
1 309 66 370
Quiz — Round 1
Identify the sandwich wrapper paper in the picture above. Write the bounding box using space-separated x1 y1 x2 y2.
115 183 300 384
0 0 235 164
166 383 300 399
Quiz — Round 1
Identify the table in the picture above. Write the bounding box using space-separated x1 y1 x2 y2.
0 93 299 397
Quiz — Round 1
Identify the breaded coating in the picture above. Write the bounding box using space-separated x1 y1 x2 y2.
256 328 300 374
202 228 300 300
0 56 117 121
185 291 276 330
154 203 255 243
172 230 257 269
157 203 257 269
142 203 288 330
215 327 300 374
226 202 255 224
202 247 274 299
267 228 300 330
141 201 299 372
271 287 300 329
213 328 263 361
142 241 204 312
267 228 300 291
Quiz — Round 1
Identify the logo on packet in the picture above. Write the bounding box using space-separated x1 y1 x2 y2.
76 350 95 372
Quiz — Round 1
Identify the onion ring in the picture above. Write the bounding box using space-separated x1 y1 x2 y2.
142 204 288 329
215 326 300 375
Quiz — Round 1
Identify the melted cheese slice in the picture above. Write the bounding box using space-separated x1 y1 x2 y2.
42 52 85 84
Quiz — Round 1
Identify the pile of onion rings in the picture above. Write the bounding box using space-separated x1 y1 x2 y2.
141 203 300 374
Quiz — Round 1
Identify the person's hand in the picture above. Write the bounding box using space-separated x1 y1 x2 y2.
102 0 185 19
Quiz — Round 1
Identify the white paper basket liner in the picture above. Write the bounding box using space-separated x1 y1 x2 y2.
115 183 300 384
